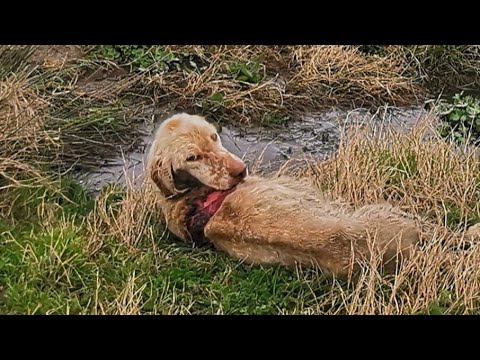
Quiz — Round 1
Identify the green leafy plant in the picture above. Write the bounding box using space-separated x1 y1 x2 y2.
90 46 202 74
228 60 264 84
261 111 289 126
435 92 480 145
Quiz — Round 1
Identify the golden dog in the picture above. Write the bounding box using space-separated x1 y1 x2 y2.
147 113 479 278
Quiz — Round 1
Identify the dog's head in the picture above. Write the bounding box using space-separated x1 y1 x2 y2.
147 113 247 198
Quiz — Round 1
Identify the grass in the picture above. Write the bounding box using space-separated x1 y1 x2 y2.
1 182 339 314
85 45 424 124
391 45 480 91
2 45 480 314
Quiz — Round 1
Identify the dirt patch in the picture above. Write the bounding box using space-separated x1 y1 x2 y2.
73 66 132 100
29 45 84 69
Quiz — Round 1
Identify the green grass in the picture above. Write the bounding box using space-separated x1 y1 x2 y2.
0 228 335 315
0 235 329 314
261 111 290 127
0 179 342 315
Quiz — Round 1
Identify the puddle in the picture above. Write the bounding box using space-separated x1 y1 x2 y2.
76 106 428 193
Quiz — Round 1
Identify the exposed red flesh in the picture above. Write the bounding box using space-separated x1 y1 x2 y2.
187 188 236 234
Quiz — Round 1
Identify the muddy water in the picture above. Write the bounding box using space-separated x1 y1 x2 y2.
77 106 427 193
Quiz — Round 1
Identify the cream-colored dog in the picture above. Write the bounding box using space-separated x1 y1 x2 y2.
147 113 478 278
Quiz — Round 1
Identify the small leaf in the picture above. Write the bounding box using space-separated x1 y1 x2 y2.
450 112 461 121
210 92 224 104
428 305 444 315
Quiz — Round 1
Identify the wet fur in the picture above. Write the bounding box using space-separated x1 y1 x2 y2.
147 113 480 279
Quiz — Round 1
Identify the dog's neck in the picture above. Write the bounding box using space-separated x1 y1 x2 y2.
169 186 236 247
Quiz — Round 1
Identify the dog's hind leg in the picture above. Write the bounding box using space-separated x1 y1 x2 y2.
351 203 421 272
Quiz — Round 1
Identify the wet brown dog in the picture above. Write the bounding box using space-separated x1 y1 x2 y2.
146 113 477 278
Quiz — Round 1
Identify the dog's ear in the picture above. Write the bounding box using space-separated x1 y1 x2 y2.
149 156 195 198
149 156 176 198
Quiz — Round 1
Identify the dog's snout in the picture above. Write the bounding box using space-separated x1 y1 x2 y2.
230 162 247 180
235 167 247 180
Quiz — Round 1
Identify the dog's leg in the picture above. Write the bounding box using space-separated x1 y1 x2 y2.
351 203 421 273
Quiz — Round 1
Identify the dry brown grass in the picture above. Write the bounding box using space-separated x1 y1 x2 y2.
0 67 56 218
302 112 480 229
0 74 47 148
142 45 422 123
86 181 160 256
286 46 421 107
0 45 426 175
284 111 480 314
388 45 480 90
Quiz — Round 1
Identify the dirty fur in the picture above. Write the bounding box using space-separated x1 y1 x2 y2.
147 113 480 279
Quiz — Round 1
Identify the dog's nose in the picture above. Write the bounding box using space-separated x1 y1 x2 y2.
230 164 247 180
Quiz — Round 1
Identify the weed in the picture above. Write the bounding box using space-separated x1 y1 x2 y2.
434 92 480 145
228 59 264 84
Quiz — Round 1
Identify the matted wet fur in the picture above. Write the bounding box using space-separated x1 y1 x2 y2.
147 113 479 279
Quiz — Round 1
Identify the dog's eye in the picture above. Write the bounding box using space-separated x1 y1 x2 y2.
211 133 218 142
186 155 201 162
